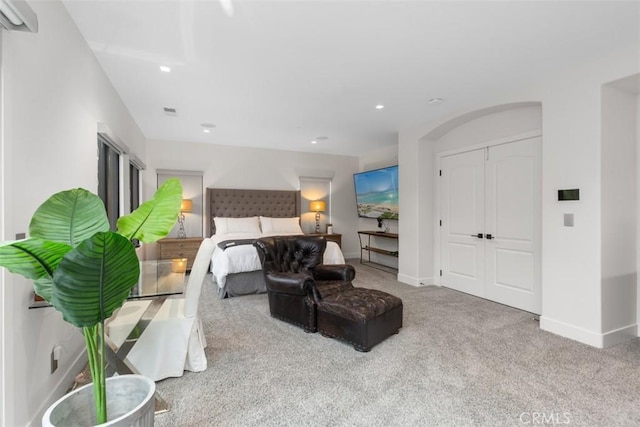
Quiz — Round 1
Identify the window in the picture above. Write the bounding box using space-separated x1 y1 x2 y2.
98 135 120 230
156 170 203 238
130 162 140 211
299 176 332 234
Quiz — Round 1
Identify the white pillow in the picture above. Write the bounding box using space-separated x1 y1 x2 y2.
214 216 261 235
260 216 303 234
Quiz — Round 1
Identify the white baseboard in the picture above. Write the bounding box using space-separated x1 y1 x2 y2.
397 273 420 286
29 348 87 427
540 316 638 348
343 252 361 260
602 323 638 347
419 276 435 286
540 316 604 348
397 273 435 287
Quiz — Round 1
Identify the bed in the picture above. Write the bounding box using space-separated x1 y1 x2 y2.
207 188 345 299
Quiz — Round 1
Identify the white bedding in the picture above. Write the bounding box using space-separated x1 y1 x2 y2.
209 232 345 291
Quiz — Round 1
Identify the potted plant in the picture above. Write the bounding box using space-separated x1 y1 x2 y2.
0 178 183 425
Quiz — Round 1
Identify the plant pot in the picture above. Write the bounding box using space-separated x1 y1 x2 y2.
42 375 155 427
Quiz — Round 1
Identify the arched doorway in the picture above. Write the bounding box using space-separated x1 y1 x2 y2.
430 103 542 314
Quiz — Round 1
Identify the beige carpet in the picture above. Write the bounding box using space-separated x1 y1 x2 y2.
152 261 640 426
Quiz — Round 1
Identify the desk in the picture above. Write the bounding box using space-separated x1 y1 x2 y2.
357 231 399 271
29 260 186 414
28 260 186 308
105 260 186 414
129 259 187 298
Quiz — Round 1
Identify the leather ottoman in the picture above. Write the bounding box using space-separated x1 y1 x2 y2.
316 288 403 352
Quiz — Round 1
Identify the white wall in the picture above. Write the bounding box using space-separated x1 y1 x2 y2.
638 88 640 327
0 28 5 426
399 42 639 347
1 1 147 425
431 106 542 154
145 139 361 258
600 80 639 345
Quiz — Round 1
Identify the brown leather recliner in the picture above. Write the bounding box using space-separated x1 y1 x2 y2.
254 236 355 332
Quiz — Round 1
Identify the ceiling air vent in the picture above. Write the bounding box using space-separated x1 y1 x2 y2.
163 107 177 116
0 0 38 32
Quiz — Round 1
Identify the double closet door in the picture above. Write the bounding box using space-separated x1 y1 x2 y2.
439 137 541 314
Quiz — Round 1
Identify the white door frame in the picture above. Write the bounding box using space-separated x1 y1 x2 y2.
0 29 5 425
434 130 542 288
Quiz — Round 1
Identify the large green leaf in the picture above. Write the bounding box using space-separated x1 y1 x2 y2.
0 239 72 301
117 178 182 243
29 188 109 247
52 231 140 328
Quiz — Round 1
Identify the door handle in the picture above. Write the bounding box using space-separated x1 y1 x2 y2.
471 233 484 238
486 234 494 240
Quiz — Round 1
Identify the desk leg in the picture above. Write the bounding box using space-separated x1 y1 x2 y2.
105 298 170 414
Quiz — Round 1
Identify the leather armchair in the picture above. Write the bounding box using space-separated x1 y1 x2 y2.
254 236 355 332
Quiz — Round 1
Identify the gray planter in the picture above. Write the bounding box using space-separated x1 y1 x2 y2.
42 375 155 427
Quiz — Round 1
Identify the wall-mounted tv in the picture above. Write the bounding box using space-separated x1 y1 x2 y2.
353 165 399 220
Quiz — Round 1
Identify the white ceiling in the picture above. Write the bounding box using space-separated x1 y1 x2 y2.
61 0 639 157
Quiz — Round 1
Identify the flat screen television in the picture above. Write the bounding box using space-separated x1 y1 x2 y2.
353 165 399 220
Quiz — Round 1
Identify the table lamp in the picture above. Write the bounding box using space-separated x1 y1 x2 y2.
171 258 187 273
309 200 326 233
177 199 192 238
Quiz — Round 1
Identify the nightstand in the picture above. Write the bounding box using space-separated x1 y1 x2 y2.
157 237 203 270
308 233 342 248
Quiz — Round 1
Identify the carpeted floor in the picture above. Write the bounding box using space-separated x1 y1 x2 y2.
153 261 640 426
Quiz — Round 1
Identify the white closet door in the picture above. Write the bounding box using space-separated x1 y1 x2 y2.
485 138 541 313
440 148 486 297
439 137 541 314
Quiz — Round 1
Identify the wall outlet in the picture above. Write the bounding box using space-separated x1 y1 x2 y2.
50 349 58 374
50 345 61 374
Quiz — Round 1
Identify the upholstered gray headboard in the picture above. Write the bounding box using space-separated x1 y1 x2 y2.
206 188 301 236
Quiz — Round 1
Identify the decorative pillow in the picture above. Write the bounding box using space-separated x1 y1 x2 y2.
214 216 261 235
260 216 303 234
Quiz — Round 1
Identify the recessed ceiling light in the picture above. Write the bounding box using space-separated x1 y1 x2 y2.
200 123 216 129
160 65 171 73
311 140 318 144
203 129 211 134
375 104 385 110
428 98 444 105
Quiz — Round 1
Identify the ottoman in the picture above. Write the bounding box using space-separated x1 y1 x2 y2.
316 288 403 352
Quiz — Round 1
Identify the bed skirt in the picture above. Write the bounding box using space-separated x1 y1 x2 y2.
217 270 266 299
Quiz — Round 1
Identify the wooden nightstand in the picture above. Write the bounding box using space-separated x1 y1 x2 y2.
308 233 342 248
157 237 203 270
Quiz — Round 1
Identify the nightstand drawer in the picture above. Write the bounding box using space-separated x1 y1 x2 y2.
157 237 203 270
308 233 342 248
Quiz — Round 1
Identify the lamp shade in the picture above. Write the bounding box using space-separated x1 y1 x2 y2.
309 200 326 212
180 199 193 212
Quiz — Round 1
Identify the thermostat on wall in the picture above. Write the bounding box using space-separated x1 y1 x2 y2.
558 189 579 201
